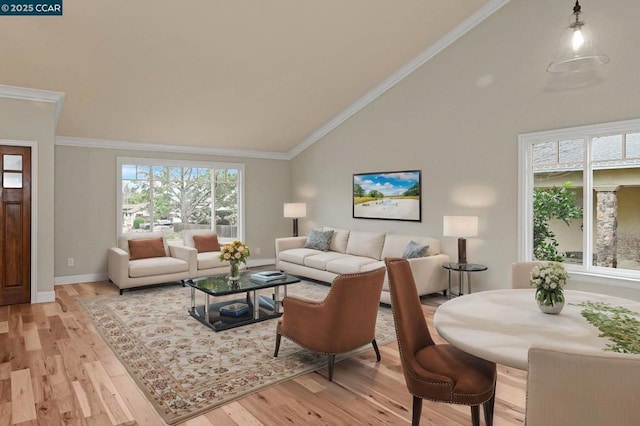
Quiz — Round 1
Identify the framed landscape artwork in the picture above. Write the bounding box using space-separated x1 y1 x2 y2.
353 170 422 222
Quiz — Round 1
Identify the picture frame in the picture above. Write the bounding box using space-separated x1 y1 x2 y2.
353 170 422 222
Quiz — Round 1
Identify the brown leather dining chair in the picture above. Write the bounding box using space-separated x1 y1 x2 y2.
273 267 386 381
385 258 497 426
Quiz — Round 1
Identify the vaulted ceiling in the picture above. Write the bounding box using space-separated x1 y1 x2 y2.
1 0 498 154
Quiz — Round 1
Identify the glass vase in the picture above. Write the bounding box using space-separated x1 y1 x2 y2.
537 297 565 315
228 262 240 282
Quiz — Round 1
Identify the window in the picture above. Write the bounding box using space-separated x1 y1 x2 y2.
117 158 244 242
519 119 640 282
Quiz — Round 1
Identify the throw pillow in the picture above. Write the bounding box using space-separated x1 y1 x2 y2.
128 237 166 260
303 229 334 251
403 241 429 259
193 234 220 253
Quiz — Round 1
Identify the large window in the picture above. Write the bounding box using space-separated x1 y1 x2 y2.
118 158 244 242
519 119 640 282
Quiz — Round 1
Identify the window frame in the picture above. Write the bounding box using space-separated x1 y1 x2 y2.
518 118 640 288
116 157 245 242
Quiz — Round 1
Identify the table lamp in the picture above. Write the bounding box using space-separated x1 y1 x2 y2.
283 203 306 237
443 216 478 265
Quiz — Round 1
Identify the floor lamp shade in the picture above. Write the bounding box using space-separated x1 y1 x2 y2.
443 216 478 264
284 203 307 237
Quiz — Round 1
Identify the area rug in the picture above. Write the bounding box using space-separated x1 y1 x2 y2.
77 282 396 425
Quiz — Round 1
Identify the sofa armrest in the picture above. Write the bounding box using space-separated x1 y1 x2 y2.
170 244 198 277
107 247 130 287
275 236 308 268
407 253 450 295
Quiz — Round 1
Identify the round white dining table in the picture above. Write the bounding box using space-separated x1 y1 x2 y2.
433 289 640 370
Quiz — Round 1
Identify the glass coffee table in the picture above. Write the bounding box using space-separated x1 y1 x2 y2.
186 270 301 332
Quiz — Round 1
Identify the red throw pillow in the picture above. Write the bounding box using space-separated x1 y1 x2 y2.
193 234 220 253
128 237 166 260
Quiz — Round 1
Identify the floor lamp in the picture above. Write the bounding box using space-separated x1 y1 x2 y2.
284 203 306 237
443 216 478 265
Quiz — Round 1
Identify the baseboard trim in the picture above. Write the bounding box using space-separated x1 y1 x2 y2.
35 291 56 304
54 272 108 285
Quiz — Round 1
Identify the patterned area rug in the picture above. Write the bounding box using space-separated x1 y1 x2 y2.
77 281 396 425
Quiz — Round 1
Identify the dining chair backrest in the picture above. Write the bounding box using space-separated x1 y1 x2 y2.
511 261 544 289
526 346 640 426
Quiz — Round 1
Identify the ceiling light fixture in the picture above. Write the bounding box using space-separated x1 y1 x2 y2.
547 1 609 73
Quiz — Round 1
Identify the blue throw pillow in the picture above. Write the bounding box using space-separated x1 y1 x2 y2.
403 241 428 259
303 229 334 251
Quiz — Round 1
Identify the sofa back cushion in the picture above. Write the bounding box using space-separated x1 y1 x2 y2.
182 229 218 248
193 234 220 253
381 234 440 259
346 231 386 260
128 237 167 260
323 227 350 253
119 231 169 256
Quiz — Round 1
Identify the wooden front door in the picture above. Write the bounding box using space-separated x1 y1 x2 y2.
0 146 31 306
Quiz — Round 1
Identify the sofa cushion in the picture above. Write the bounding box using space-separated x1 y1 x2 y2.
128 237 166 260
193 234 220 253
381 234 439 258
346 231 386 260
323 227 350 253
326 256 379 275
197 251 225 270
403 241 429 259
304 252 352 270
119 231 169 256
303 229 334 251
129 257 189 278
360 260 385 273
182 229 217 248
279 248 322 265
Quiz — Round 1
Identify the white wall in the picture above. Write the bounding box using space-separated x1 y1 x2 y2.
290 0 640 299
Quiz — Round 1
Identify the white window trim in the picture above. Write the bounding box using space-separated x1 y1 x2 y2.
518 118 640 288
116 157 245 242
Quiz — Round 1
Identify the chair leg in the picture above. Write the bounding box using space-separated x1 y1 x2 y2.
484 383 496 426
471 405 480 426
372 339 381 362
119 289 124 295
328 354 335 382
273 333 281 357
412 395 422 426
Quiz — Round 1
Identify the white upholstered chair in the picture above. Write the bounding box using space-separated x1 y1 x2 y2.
526 346 640 426
181 229 231 277
510 261 544 289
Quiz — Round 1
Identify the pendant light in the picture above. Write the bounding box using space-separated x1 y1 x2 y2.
547 1 609 73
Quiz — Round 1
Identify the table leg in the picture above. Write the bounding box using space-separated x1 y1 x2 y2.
458 271 463 296
447 270 452 300
204 294 210 325
467 272 473 294
253 290 259 319
274 286 282 314
190 287 195 311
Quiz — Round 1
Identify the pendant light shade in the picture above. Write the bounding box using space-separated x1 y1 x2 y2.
547 1 609 73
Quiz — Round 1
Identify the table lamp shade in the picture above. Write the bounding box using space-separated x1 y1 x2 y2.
443 216 478 264
283 203 307 218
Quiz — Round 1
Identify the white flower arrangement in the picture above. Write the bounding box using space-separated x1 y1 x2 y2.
530 262 568 306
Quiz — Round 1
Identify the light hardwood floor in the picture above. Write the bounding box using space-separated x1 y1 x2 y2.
0 282 526 425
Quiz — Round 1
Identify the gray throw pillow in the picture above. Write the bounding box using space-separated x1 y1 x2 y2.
303 229 334 251
403 241 428 259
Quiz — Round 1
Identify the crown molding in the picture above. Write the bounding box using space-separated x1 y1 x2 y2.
0 84 66 129
288 0 511 159
55 136 292 160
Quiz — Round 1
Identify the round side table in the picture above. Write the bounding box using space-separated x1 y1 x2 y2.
442 263 488 299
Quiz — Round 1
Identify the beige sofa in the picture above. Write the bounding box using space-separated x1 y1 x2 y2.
108 230 233 294
275 228 450 304
107 231 194 294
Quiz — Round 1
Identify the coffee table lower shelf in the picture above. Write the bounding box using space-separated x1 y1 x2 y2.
188 295 279 332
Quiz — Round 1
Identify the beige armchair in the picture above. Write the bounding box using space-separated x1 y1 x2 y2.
107 231 194 294
273 267 386 381
181 229 230 277
526 346 640 425
511 261 544 289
